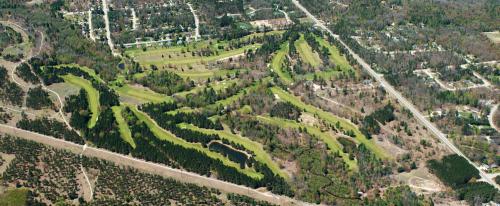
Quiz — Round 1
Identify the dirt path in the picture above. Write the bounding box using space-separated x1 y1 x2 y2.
0 124 310 206
187 3 200 41
88 10 96 41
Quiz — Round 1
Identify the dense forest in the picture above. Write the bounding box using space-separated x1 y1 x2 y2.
16 117 84 144
0 66 24 106
26 86 53 110
360 104 395 138
135 70 193 95
427 154 499 204
0 1 121 81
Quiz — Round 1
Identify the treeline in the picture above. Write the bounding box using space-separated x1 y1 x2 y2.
64 89 91 130
122 106 292 196
0 24 22 49
26 86 53 110
86 108 132 154
34 65 120 108
360 104 395 139
270 102 302 121
16 117 84 144
179 80 253 108
0 66 24 106
303 32 330 65
135 70 193 95
1 2 121 81
140 102 221 146
427 154 499 204
15 63 39 84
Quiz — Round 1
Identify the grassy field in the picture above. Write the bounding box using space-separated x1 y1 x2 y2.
315 36 352 71
114 84 173 103
127 43 259 68
129 106 264 179
112 105 135 148
62 74 100 128
0 188 28 206
271 43 293 85
271 87 389 159
295 35 322 68
180 123 288 178
174 78 240 97
53 64 105 83
256 115 358 171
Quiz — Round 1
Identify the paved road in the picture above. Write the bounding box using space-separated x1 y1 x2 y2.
187 3 200 41
291 0 499 190
88 10 96 41
489 104 500 133
0 124 311 206
101 0 119 56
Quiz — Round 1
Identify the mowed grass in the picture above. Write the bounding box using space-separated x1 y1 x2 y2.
129 106 264 179
174 78 239 97
112 105 135 148
271 43 293 85
0 188 29 206
62 74 100 128
180 123 288 178
54 64 105 83
127 43 259 68
271 87 389 159
295 35 322 68
256 115 358 171
114 84 173 103
315 36 352 71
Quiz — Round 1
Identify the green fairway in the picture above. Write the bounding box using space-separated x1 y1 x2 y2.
62 74 100 128
112 105 135 148
0 188 28 206
129 106 264 179
114 84 173 103
180 123 288 178
174 79 239 97
315 36 352 71
128 44 260 68
295 35 322 68
256 115 358 171
54 64 105 83
271 87 389 159
271 43 293 85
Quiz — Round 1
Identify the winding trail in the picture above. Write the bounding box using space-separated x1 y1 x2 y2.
291 0 499 189
101 0 119 56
